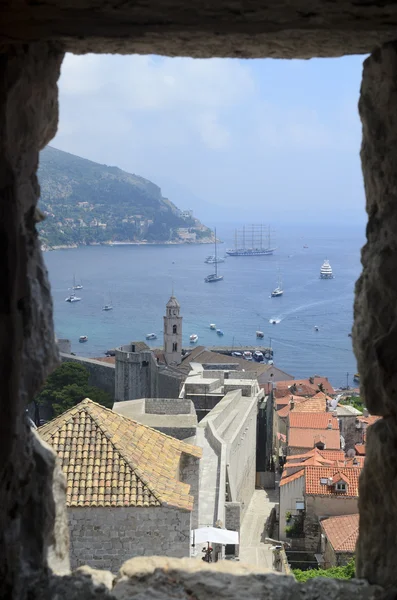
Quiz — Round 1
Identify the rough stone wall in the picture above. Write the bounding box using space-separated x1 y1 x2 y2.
179 453 200 529
115 347 159 402
68 506 191 572
61 353 115 397
323 537 337 568
339 415 362 451
146 397 192 414
158 368 183 398
0 42 65 599
279 476 305 542
225 502 240 557
157 426 197 440
354 41 397 588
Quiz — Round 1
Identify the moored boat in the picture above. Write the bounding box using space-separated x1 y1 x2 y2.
320 259 334 279
190 334 199 343
146 333 157 340
210 324 216 330
79 335 88 343
243 351 253 361
256 331 264 338
65 292 81 303
216 329 224 336
205 227 224 283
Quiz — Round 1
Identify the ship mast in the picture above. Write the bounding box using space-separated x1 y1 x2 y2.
214 227 218 277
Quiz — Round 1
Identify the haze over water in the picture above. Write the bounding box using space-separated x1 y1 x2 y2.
45 223 365 389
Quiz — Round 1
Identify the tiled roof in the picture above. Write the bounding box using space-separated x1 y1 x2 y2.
39 399 202 510
274 377 335 399
286 448 345 463
321 514 359 552
355 444 366 456
293 395 327 413
179 346 293 380
276 394 303 408
279 470 305 486
305 466 361 497
288 427 341 450
288 412 339 430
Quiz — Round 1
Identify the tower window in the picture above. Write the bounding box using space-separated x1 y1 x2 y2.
172 343 178 352
173 324 177 334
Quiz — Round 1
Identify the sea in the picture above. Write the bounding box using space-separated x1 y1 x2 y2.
44 223 366 389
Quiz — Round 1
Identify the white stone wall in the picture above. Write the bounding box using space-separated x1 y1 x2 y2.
68 505 191 572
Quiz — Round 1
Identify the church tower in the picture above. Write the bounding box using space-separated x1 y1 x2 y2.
163 294 182 366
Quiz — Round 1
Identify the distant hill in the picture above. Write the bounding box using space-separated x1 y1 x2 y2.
37 146 213 248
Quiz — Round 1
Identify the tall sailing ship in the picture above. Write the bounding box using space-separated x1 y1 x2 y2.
226 224 276 256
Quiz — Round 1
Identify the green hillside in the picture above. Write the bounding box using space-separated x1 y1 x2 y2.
38 146 212 248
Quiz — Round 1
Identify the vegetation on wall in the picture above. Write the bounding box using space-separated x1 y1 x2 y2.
36 362 112 417
339 396 364 412
293 559 355 582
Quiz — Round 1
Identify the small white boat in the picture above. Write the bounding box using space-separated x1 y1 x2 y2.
243 351 253 361
253 350 264 362
256 331 264 338
314 326 319 331
65 293 81 303
231 351 242 357
146 333 157 340
190 334 199 343
79 335 88 343
210 324 216 330
102 304 113 311
204 255 225 264
216 329 224 336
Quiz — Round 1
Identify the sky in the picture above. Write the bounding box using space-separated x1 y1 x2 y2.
52 53 367 226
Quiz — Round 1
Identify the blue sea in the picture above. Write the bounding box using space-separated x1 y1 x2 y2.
44 223 365 389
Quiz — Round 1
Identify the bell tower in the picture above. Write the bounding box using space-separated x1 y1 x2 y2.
163 294 182 366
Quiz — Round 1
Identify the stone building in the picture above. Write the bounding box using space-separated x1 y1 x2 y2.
39 399 202 571
163 295 182 366
320 513 359 568
279 465 361 551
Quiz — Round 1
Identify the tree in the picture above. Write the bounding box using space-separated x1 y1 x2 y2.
36 362 113 418
293 559 355 582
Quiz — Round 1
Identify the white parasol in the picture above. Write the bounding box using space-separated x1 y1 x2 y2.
191 526 239 546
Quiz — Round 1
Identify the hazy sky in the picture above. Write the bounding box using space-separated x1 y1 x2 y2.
52 53 367 225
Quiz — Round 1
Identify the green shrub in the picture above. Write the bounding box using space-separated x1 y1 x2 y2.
293 559 355 582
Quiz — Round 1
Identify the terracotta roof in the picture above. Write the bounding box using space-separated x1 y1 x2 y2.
305 466 361 497
288 427 341 451
288 412 339 430
286 448 345 463
274 377 335 399
276 394 303 408
355 444 366 456
321 514 359 552
179 345 293 380
39 399 202 510
292 395 327 413
279 470 305 486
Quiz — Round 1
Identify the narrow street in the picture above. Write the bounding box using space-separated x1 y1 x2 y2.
239 488 279 569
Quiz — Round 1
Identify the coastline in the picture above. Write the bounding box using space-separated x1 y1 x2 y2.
41 237 221 252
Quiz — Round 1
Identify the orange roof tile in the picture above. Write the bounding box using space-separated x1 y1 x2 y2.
39 398 202 510
355 444 366 456
279 470 305 486
275 377 335 399
305 466 361 497
321 514 359 552
293 396 327 413
288 428 341 451
285 448 345 463
357 415 381 427
289 412 339 430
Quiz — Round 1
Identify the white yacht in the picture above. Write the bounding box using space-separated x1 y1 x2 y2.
79 335 88 343
146 333 157 340
65 292 81 303
271 272 283 297
320 259 334 279
210 324 216 330
204 255 225 264
256 331 264 338
190 334 199 343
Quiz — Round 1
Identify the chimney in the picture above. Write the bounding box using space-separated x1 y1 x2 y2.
363 408 369 417
289 395 295 410
327 419 332 429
